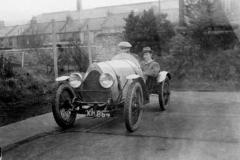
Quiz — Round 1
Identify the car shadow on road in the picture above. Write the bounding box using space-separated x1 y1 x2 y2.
143 103 163 113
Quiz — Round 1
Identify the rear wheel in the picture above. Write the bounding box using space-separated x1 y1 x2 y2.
52 84 77 129
158 77 170 110
124 81 143 132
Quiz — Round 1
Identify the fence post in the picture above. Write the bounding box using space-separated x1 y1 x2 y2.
79 28 81 44
52 19 58 81
21 52 25 67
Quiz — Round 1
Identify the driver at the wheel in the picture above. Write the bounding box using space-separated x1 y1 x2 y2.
117 41 140 61
118 41 132 54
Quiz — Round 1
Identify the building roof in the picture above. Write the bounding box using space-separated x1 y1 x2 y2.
60 19 81 33
21 23 50 35
0 0 180 38
36 11 79 23
45 21 66 34
82 17 106 31
4 20 29 27
6 26 20 37
0 26 17 37
35 0 179 23
102 13 129 29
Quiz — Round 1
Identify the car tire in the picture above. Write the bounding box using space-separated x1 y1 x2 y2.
52 83 77 129
158 77 170 111
124 81 143 132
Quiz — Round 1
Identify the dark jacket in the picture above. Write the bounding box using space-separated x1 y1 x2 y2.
140 60 160 78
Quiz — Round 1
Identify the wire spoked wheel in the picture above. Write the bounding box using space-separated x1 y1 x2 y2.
52 84 77 129
124 81 143 132
158 77 170 110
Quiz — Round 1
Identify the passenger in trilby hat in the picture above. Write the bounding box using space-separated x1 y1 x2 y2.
140 47 160 81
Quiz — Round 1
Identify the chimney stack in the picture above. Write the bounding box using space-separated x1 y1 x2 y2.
30 17 37 34
0 21 5 29
179 0 185 26
30 16 37 24
66 14 73 22
77 0 82 12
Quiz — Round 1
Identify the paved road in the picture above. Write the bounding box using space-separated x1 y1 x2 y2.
3 91 240 160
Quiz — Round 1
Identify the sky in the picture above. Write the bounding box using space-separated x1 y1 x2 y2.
0 0 157 23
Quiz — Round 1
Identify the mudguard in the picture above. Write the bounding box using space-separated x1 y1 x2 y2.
157 71 171 83
55 76 69 82
127 74 149 105
126 74 140 80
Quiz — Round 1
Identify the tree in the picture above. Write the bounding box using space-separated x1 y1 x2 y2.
18 28 88 73
184 0 214 51
17 27 54 73
184 0 237 51
156 14 176 54
60 40 89 72
124 8 175 56
168 0 240 81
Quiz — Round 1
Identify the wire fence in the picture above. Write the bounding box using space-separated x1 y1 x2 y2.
1 46 98 74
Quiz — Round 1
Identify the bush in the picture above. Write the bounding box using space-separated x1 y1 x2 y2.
0 54 15 79
160 34 240 85
0 74 52 102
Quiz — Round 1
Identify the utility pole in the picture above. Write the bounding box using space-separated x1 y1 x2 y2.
159 0 161 14
52 19 58 80
87 25 92 65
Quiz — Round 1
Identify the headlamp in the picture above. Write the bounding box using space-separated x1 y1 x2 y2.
99 73 114 88
69 73 82 88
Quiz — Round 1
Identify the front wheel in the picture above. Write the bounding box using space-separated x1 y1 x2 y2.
124 81 143 132
158 77 170 110
52 84 77 129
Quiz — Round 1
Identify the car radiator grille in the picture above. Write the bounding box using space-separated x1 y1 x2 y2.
81 70 109 103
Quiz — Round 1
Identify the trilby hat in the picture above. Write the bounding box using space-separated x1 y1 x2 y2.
142 47 154 55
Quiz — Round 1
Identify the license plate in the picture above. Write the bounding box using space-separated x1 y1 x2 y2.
86 109 111 118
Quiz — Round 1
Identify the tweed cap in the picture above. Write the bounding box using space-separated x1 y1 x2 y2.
118 41 132 48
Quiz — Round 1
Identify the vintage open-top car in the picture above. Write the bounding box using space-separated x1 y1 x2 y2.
52 53 171 132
